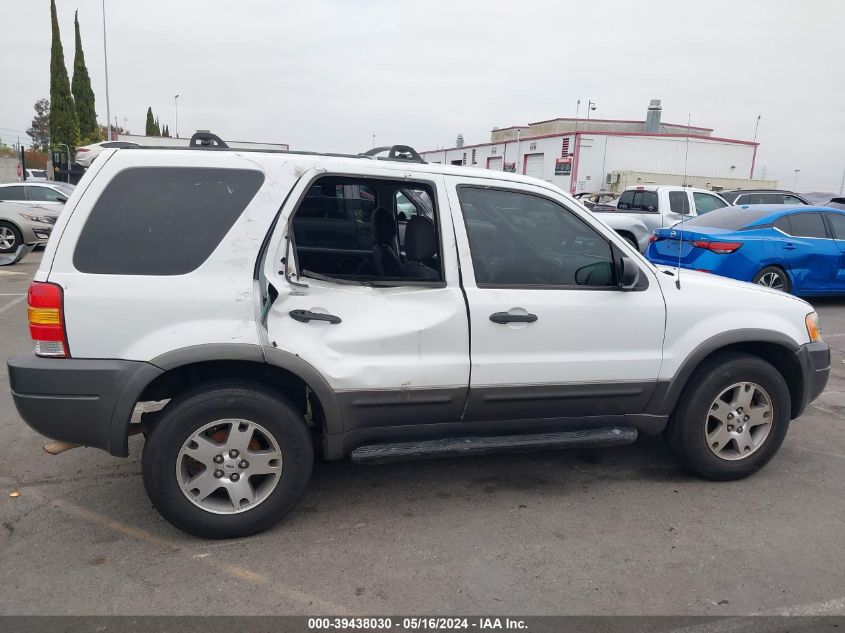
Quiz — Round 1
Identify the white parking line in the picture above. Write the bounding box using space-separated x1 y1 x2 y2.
0 295 25 314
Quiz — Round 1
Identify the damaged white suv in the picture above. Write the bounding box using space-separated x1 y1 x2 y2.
8 134 830 538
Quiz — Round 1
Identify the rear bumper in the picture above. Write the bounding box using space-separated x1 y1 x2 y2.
7 355 162 456
794 341 830 418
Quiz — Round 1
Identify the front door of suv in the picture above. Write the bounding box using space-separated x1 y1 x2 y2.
446 176 666 424
261 168 470 434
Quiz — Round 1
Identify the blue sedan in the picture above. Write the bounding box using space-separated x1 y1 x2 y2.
645 205 845 296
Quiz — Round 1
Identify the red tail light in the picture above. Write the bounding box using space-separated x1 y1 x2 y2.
690 240 743 254
27 282 69 358
75 147 89 153
648 234 661 243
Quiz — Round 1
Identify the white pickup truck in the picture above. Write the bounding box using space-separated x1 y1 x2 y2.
595 185 730 251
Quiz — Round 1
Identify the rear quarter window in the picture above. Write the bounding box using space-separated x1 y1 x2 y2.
73 167 264 275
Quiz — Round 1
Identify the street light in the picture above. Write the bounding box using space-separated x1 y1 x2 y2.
102 0 112 141
587 100 597 119
753 114 761 143
174 95 180 138
793 169 801 190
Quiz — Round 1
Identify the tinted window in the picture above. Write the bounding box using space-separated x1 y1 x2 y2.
0 186 27 201
826 198 845 210
782 194 807 205
617 190 658 212
458 187 615 287
774 216 791 234
737 193 780 204
787 213 828 239
28 170 47 178
74 167 264 275
720 192 740 204
27 186 64 202
825 213 845 239
669 191 690 214
684 207 774 229
693 192 728 214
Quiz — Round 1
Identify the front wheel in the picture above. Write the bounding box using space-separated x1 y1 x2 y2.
142 382 313 538
0 222 23 254
664 352 791 481
753 266 791 293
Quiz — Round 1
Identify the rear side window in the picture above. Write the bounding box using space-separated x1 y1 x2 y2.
74 167 264 275
737 193 780 204
782 194 807 205
669 191 690 214
787 213 828 239
825 213 845 239
693 192 727 214
617 190 658 212
0 186 27 201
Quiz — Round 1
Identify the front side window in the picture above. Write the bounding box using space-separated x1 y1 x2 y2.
0 186 27 201
458 187 615 288
786 213 828 239
693 192 727 214
27 186 64 202
74 167 264 275
782 194 807 205
291 177 442 283
669 191 690 214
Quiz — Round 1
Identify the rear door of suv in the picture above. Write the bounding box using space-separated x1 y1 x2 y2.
260 164 470 433
445 175 666 423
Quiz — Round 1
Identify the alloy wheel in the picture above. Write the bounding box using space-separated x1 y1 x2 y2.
0 227 16 250
757 272 784 290
176 419 283 514
705 382 774 461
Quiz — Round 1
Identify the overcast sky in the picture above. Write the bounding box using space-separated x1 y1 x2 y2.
2 0 843 191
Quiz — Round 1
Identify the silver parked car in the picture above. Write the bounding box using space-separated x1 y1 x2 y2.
0 182 74 209
0 202 57 253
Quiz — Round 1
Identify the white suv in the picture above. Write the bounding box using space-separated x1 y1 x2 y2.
8 135 830 538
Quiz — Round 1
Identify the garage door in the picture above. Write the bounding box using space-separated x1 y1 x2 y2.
486 156 503 171
524 154 544 180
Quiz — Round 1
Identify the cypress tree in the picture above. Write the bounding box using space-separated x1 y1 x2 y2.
155 117 161 137
145 107 155 136
72 10 98 144
49 0 80 149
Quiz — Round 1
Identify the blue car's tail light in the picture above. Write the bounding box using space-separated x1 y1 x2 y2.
690 240 743 254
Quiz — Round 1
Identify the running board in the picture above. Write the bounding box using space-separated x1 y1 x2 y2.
350 427 638 465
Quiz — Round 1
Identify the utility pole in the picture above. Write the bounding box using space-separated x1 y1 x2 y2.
793 169 800 190
174 94 180 138
839 168 844 196
753 114 761 143
102 0 112 141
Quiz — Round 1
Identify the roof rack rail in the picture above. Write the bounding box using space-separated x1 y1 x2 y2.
189 131 229 149
360 145 426 164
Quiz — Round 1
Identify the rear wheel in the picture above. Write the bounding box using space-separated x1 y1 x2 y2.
142 382 313 538
753 266 791 293
0 222 22 253
664 352 791 481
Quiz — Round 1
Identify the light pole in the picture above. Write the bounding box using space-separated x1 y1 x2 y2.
174 95 180 138
793 169 800 190
587 100 597 119
752 114 761 143
102 0 112 141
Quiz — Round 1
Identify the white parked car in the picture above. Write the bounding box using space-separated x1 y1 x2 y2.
8 135 830 538
0 181 74 209
24 168 49 181
75 140 140 167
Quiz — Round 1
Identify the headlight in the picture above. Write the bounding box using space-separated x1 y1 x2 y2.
19 213 51 224
805 312 822 342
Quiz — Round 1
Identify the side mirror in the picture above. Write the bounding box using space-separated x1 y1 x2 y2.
619 257 640 290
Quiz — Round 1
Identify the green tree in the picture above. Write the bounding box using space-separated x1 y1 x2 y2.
26 98 51 152
154 116 161 137
71 10 98 144
145 107 156 136
49 0 80 149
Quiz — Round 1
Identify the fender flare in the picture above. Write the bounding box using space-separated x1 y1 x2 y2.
644 328 801 418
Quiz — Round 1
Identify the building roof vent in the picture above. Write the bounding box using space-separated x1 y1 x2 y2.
456 134 465 148
645 99 662 133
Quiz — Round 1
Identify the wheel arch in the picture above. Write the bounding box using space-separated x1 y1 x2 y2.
118 344 343 457
648 330 805 422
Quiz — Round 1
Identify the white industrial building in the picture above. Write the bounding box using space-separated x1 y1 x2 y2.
421 100 774 193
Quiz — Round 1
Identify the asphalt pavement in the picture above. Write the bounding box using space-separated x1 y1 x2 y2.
1 251 843 616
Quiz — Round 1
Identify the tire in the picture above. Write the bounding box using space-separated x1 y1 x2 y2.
664 352 791 481
618 232 640 251
753 266 791 293
0 221 23 254
142 382 313 539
